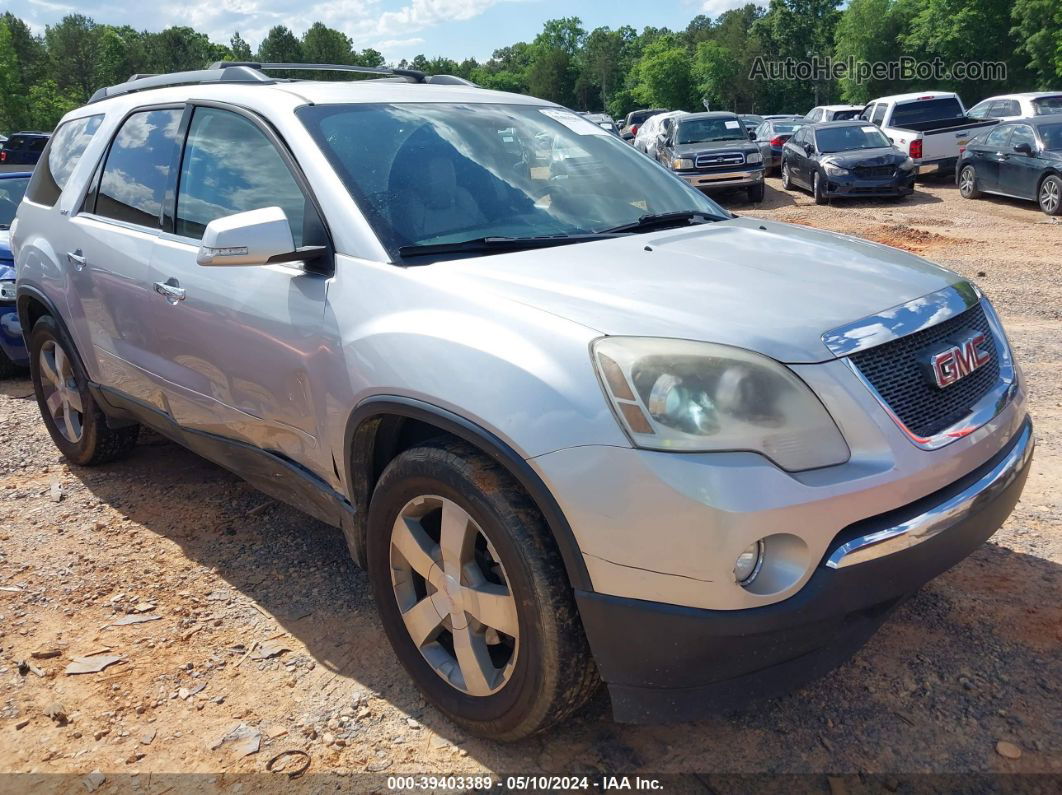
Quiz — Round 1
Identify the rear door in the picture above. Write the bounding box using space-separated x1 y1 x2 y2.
147 103 335 473
997 124 1042 199
67 106 185 407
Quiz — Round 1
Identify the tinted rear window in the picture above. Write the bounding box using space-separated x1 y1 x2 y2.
26 115 103 207
1033 96 1062 116
94 109 183 229
832 109 860 120
890 98 965 126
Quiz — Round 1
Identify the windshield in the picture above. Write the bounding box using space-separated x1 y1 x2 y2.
891 97 964 126
298 103 727 257
1039 123 1062 151
816 125 893 153
0 177 30 228
675 117 747 144
770 123 803 135
832 109 861 120
1033 96 1062 116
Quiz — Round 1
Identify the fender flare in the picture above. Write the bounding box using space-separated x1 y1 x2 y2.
343 395 592 591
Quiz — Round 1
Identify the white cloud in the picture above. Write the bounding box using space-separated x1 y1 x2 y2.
700 0 764 16
373 36 426 49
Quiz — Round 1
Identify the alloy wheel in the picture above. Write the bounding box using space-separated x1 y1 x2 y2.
38 340 84 443
960 167 976 198
389 495 519 696
1041 179 1060 214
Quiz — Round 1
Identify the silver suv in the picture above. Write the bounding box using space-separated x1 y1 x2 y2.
12 63 1033 741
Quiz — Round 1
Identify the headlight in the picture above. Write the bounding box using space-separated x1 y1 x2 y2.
672 158 694 170
592 337 850 471
823 162 849 176
0 280 15 302
899 157 916 171
745 152 762 164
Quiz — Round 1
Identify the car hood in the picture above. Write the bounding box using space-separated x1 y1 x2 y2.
433 217 960 363
672 140 756 156
821 147 907 167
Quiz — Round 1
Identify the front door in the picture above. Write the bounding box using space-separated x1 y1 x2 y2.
971 124 1013 193
997 124 1042 199
146 104 336 476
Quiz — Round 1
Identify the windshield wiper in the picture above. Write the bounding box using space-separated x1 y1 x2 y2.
398 233 616 258
599 210 727 235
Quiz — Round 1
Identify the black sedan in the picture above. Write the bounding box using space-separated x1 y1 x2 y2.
957 114 1062 216
753 118 805 175
781 121 917 204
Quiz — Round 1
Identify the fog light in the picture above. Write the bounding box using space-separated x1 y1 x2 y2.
734 540 765 584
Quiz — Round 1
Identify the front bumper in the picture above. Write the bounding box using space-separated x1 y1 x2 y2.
0 304 27 366
678 167 764 189
576 419 1033 722
823 170 916 197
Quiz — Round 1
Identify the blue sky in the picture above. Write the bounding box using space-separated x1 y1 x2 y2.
8 0 760 63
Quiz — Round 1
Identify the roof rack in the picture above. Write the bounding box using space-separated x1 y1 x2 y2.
87 61 475 105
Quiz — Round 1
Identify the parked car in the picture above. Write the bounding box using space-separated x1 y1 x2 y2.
0 132 50 167
738 114 764 134
781 121 917 203
656 112 765 201
763 114 803 121
13 62 1033 740
634 110 688 159
0 172 32 375
966 92 1062 122
619 108 666 142
804 105 863 123
957 114 1062 216
579 112 620 137
860 91 997 176
752 118 805 175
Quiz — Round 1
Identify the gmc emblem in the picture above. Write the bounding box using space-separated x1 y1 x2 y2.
924 332 991 388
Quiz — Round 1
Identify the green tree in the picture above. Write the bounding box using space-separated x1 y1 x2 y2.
833 0 910 103
630 35 695 110
355 48 385 67
230 31 253 61
45 15 101 103
583 26 637 111
94 26 147 89
1010 0 1062 88
258 25 303 63
142 27 217 73
753 0 842 111
526 48 576 105
0 14 46 129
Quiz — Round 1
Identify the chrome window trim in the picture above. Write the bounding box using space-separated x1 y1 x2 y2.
825 420 1033 569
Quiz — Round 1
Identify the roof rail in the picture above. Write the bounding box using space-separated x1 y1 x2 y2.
88 65 272 104
210 61 428 83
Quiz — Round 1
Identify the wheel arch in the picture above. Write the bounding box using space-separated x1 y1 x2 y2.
342 396 592 591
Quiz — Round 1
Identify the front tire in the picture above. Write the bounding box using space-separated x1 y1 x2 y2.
958 165 981 199
28 315 139 466
813 171 828 205
367 440 598 741
1039 175 1062 216
747 182 765 203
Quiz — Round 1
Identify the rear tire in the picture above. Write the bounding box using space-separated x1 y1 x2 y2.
1038 175 1061 216
958 165 981 199
28 315 139 466
367 440 598 741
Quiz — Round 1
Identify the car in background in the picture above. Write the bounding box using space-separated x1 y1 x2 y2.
763 114 803 121
0 132 50 167
957 114 1062 216
781 121 917 203
579 112 620 137
0 172 31 375
619 108 667 142
656 111 765 201
634 110 688 159
966 93 1062 122
753 118 805 174
738 114 764 134
803 105 863 123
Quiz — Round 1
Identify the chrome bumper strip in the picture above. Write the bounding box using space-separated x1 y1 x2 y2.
825 421 1033 569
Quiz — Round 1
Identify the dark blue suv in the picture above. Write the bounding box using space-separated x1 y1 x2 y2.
0 132 50 167
0 172 31 375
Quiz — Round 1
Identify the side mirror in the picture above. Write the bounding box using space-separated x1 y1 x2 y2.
1014 142 1034 156
748 129 757 141
196 207 323 267
804 143 814 155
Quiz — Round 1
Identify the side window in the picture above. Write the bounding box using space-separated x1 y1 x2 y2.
26 115 104 207
859 105 873 121
95 108 183 229
1003 100 1021 117
986 101 1008 118
175 107 323 246
967 102 988 119
1009 124 1036 151
984 125 1012 148
871 103 887 126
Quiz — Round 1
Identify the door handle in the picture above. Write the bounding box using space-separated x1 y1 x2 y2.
154 280 186 304
67 249 86 271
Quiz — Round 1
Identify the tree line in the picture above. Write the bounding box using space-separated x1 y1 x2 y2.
1 0 1059 133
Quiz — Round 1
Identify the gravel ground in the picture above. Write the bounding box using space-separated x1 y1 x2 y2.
0 175 1059 788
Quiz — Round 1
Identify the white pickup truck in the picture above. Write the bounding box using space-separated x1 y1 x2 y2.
861 91 998 176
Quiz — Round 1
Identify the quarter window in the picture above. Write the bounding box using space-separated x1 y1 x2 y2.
175 107 321 246
95 108 183 229
871 104 887 126
26 115 104 207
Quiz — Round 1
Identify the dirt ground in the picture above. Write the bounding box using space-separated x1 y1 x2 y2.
1 175 1059 790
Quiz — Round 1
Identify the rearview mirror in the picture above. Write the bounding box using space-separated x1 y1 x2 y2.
1013 142 1034 156
196 207 323 267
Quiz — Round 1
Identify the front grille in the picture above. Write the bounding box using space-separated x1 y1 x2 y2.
695 151 745 169
850 303 1000 438
854 165 896 178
